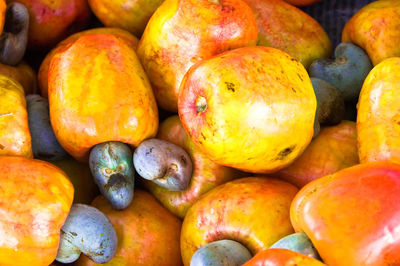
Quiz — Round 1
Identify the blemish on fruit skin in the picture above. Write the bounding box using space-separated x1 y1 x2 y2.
297 73 304 82
225 82 235 92
195 96 207 113
274 145 296 161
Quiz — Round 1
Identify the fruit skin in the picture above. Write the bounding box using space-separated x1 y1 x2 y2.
342 0 400 66
178 46 316 173
274 121 358 188
0 74 32 158
76 190 182 266
48 33 158 162
136 0 258 112
309 42 373 101
88 0 164 37
9 0 91 50
243 249 325 266
38 27 139 98
242 0 331 69
49 157 99 205
357 57 400 164
142 115 244 218
181 177 298 265
0 156 74 266
0 61 37 94
290 162 400 266
0 0 5 35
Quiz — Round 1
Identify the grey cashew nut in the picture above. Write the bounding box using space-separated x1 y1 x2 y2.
0 2 29 66
56 204 117 264
89 141 135 210
133 138 193 191
190 240 252 266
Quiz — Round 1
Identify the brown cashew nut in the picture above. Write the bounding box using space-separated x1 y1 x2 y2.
133 138 193 191
0 2 29 66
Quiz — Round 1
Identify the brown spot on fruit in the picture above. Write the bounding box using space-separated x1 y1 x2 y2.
195 96 207 113
275 145 296 161
225 82 235 92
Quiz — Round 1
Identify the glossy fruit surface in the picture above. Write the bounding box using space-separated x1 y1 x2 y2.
178 46 316 173
0 74 32 158
357 57 400 164
0 156 74 266
243 0 331 69
48 33 158 161
76 190 182 266
137 0 258 111
181 177 298 265
142 115 244 218
38 27 139 98
9 0 91 49
88 0 164 37
274 121 358 188
243 249 325 266
0 0 5 35
342 0 400 65
0 61 37 94
291 162 400 266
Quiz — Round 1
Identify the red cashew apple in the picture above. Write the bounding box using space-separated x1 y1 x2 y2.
291 162 400 265
10 0 91 49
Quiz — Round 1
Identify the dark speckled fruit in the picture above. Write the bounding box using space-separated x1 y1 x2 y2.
89 141 134 210
56 204 117 264
309 42 372 101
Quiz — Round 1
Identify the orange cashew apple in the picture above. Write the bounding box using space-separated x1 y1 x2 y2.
0 156 74 266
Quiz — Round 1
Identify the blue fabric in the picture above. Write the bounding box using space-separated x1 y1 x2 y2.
301 0 375 48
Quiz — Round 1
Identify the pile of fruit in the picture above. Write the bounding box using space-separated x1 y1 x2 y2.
1 0 400 265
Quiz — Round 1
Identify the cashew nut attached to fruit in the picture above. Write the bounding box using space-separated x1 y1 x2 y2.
191 240 252 266
133 138 193 191
309 42 372 102
89 141 135 210
26 94 68 161
0 2 29 66
270 232 321 260
311 78 345 137
56 204 117 264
